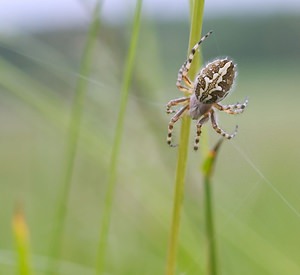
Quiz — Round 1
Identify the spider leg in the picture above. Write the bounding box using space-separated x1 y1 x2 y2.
176 31 213 93
210 109 238 139
213 98 248 115
176 63 193 92
167 104 189 147
194 113 210 151
166 97 190 114
176 83 193 94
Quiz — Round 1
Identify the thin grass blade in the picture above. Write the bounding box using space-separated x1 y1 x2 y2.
95 0 143 274
48 2 102 273
12 204 33 275
202 139 223 275
165 0 206 274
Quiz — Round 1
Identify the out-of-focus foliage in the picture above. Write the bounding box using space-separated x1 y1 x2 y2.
0 14 300 274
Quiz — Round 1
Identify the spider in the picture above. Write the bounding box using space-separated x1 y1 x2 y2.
166 31 248 151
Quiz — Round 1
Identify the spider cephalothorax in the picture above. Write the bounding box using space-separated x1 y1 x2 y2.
166 31 248 150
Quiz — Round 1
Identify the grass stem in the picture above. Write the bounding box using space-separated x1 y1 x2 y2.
48 2 101 273
95 1 143 274
202 140 223 275
165 0 205 274
12 205 33 275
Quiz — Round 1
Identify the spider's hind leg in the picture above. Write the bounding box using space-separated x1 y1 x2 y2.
167 105 189 147
194 113 210 151
214 98 248 115
210 109 238 139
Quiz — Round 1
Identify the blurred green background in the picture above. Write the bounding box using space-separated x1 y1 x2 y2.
1 1 300 274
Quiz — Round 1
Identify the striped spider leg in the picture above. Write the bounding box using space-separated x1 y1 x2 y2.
213 99 249 114
166 31 212 147
176 31 213 94
167 105 190 147
166 31 248 150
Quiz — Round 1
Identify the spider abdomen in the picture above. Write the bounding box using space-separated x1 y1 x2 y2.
195 59 236 104
166 31 247 150
189 94 212 120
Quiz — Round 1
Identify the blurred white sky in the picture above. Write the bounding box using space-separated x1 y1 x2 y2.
1 0 300 32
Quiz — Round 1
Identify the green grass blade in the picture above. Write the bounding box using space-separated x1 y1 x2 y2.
0 54 111 164
48 2 101 273
95 0 143 274
202 140 223 275
12 205 33 275
165 1 205 274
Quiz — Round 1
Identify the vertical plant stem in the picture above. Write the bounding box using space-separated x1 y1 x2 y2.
95 0 143 274
202 140 223 275
12 205 33 275
203 175 217 275
48 2 101 273
165 1 205 274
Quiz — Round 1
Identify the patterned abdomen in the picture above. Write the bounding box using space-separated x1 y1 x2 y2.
194 59 236 104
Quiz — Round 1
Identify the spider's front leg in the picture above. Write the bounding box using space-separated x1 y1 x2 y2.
194 113 210 151
214 98 248 115
167 105 189 147
210 109 238 139
176 62 194 93
166 97 190 114
176 31 212 94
